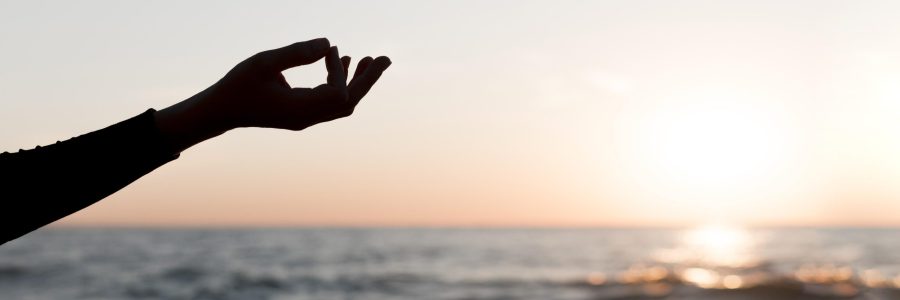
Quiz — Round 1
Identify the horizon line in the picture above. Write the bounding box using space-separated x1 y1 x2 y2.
47 223 900 230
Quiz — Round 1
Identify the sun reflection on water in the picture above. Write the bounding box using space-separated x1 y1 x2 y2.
673 225 764 290
681 224 759 268
580 226 899 297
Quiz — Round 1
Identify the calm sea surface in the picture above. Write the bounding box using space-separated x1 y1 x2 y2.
2 227 900 299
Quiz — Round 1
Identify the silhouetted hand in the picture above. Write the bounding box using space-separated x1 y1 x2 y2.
155 38 391 152
0 38 391 245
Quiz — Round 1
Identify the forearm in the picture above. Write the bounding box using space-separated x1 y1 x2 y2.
0 94 230 245
0 110 179 244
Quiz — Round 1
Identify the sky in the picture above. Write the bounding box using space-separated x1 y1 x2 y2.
2 1 900 227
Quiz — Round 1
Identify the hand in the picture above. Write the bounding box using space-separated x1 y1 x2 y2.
155 38 392 152
204 38 391 130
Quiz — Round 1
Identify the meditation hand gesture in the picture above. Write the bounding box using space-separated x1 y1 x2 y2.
155 38 392 152
0 37 391 245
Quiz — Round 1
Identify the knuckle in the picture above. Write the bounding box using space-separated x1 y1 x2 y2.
248 52 272 70
249 52 266 63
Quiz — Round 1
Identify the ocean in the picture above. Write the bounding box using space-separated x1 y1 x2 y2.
2 227 900 300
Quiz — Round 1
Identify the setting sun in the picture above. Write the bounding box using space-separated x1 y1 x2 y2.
618 90 796 189
608 87 822 224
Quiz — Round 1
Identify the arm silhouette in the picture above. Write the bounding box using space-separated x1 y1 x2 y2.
0 38 391 244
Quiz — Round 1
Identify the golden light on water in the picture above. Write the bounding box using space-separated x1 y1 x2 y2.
682 224 758 268
586 272 607 286
665 225 766 290
862 269 885 288
583 225 900 296
681 267 720 289
603 225 766 291
794 264 854 284
721 275 743 289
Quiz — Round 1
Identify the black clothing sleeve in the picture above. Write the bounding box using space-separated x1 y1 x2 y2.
0 109 179 244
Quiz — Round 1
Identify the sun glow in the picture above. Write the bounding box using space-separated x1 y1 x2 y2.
612 89 809 222
625 97 791 189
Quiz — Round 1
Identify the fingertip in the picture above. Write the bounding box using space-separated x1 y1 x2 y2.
310 37 331 53
326 46 341 66
374 56 392 68
329 47 343 67
259 38 332 71
357 56 374 69
340 56 351 78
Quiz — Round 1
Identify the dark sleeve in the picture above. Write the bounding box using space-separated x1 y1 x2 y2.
0 109 179 244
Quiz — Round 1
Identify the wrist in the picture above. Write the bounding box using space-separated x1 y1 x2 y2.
155 91 232 153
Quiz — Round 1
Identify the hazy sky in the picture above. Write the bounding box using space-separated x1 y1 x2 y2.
3 1 900 227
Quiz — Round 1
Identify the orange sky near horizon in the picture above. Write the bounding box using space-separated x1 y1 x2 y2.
3 1 900 227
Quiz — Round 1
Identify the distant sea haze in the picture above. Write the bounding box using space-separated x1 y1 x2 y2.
2 227 900 300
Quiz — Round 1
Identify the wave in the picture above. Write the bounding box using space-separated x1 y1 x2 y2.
7 228 900 299
0 264 29 278
6 261 900 299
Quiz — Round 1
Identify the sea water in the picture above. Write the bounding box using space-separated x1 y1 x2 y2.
2 227 900 300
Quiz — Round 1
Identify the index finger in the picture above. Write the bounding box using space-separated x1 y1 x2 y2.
255 38 331 72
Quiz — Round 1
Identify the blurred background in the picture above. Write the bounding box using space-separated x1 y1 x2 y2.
3 1 900 299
